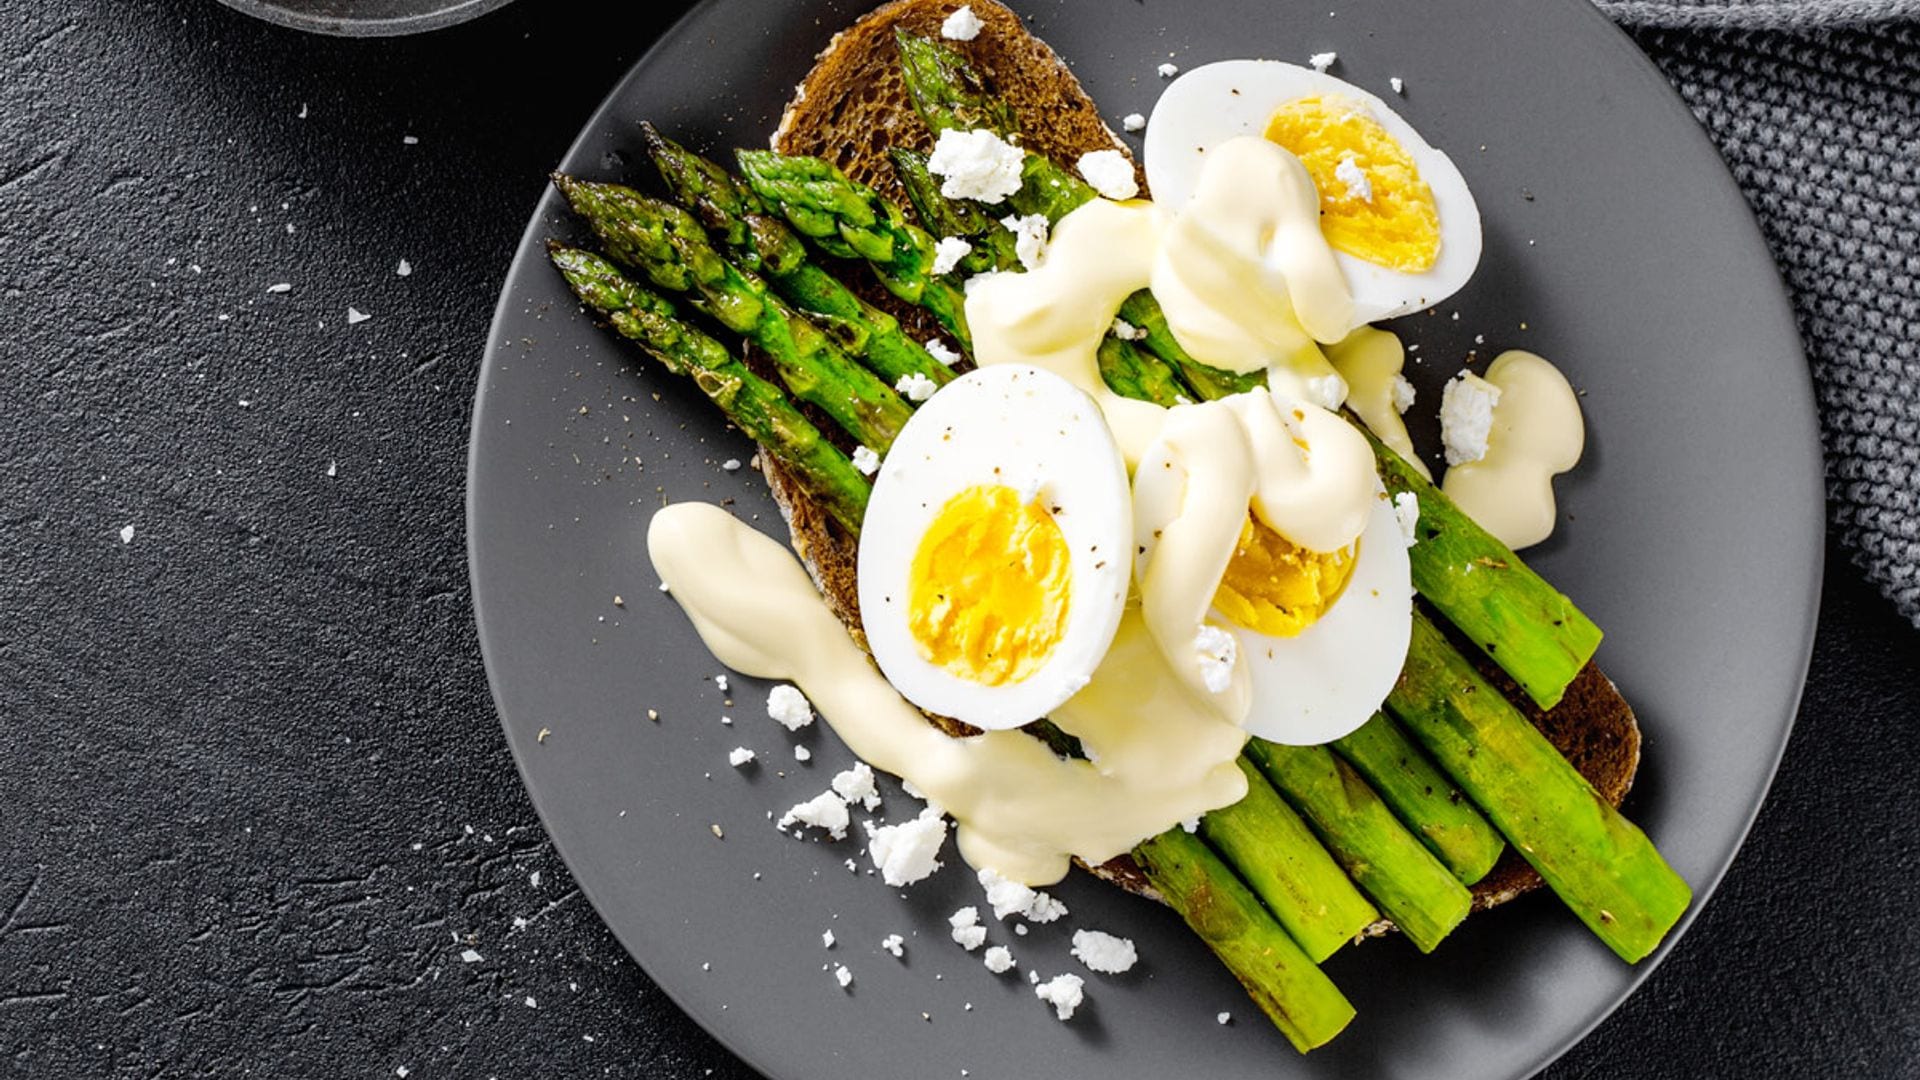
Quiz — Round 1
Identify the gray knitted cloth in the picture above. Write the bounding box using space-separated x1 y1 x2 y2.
1590 0 1920 626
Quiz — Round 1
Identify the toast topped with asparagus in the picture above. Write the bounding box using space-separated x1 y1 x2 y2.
543 0 1689 1051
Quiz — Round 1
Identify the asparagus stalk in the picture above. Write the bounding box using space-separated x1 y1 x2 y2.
548 245 870 532
1133 828 1356 1052
642 126 955 391
1368 434 1603 709
733 150 972 350
1332 713 1506 884
1199 758 1381 963
554 175 914 454
1388 612 1691 963
1244 739 1472 953
894 30 1261 399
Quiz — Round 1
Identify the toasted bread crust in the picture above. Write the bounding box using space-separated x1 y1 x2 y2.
757 0 1642 933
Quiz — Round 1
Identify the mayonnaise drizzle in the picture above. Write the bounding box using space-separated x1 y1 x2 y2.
965 136 1361 461
1130 389 1376 719
1152 138 1353 367
648 503 1248 886
965 199 1170 465
1441 350 1585 549
1325 325 1432 481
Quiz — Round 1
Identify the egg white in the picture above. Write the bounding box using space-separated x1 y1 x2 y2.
1143 59 1483 331
857 365 1134 731
1232 490 1412 745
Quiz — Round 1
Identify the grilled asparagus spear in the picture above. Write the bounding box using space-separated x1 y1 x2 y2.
642 126 954 392
554 174 914 455
548 245 870 533
734 150 972 350
1133 828 1356 1052
1388 612 1691 963
1332 713 1506 885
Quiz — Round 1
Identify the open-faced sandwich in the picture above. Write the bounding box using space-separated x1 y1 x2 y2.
543 0 1690 1051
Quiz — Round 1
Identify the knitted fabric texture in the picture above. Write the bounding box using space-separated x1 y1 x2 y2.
1594 6 1919 625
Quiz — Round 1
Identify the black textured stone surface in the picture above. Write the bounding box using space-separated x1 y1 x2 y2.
1 2 1914 1077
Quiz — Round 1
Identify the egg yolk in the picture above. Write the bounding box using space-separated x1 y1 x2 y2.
1213 514 1358 638
1263 96 1441 273
908 484 1072 685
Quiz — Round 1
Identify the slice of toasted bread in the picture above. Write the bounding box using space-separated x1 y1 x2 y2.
759 0 1641 931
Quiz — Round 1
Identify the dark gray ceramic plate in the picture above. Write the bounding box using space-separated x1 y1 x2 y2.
467 0 1824 1076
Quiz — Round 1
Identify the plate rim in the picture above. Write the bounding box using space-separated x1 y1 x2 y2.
465 0 1826 1075
213 0 517 37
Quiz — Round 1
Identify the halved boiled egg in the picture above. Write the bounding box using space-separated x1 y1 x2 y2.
1132 390 1413 745
858 365 1133 731
1144 59 1482 330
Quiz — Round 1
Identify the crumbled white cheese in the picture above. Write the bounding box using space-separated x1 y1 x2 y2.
833 964 853 989
1034 973 1086 1020
1394 491 1421 547
924 338 962 366
346 306 372 325
1070 929 1138 974
931 236 974 275
1181 815 1202 834
1075 150 1139 201
940 4 983 40
715 674 729 694
1309 51 1337 72
766 684 815 729
1157 62 1180 78
881 933 905 958
983 945 1016 974
1334 154 1373 203
778 791 851 839
866 805 949 885
949 906 988 951
1439 372 1502 466
396 258 412 276
1217 1011 1232 1025
928 128 1025 203
822 929 836 948
999 213 1050 270
727 746 755 767
1121 112 1147 133
1391 372 1417 415
118 524 135 544
1389 76 1405 95
265 282 292 294
1317 372 1351 410
459 949 482 963
1111 318 1147 341
794 745 812 762
1194 625 1238 694
831 762 882 810
977 867 1068 923
851 445 881 476
721 457 743 471
896 372 939 403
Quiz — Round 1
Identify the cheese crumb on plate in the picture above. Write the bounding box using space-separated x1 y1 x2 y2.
1034 973 1086 1020
766 684 815 729
1070 929 1138 974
